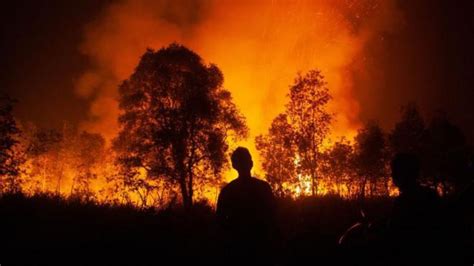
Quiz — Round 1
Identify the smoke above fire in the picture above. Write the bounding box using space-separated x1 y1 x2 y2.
76 0 402 174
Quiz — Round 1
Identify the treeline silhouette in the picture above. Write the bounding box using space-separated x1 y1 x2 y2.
0 43 472 264
1 44 472 207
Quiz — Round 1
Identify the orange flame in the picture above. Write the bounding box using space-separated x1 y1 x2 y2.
76 0 401 169
15 0 403 205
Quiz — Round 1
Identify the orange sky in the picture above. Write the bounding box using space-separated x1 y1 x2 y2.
76 0 401 177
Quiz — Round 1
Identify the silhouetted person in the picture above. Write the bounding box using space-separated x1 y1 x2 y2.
216 147 276 263
388 152 442 265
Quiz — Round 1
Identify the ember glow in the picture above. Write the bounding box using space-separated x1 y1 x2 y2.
12 0 403 205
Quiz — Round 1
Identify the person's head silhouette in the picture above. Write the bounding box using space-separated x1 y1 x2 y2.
231 147 253 178
391 152 420 193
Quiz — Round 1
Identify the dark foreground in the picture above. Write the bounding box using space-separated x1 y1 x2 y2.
0 193 472 265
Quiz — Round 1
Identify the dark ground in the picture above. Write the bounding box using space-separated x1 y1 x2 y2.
0 193 471 265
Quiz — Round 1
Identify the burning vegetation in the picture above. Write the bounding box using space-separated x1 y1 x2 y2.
1 43 471 208
1 1 474 265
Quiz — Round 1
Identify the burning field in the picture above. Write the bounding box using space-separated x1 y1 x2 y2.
1 0 472 207
1 0 473 265
3 0 409 206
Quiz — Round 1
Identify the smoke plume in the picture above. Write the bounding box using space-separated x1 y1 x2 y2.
76 0 403 171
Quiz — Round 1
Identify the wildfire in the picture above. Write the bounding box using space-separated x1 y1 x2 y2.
77 0 401 165
10 0 403 206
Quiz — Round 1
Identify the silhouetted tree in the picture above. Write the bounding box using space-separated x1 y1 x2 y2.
388 105 472 195
22 123 109 199
113 44 247 208
353 121 389 198
389 103 426 155
70 132 105 200
423 112 471 194
54 123 76 194
0 95 22 193
24 126 64 194
286 70 332 195
320 138 354 196
255 114 297 197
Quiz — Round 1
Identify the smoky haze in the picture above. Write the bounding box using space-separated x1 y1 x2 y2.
1 0 473 142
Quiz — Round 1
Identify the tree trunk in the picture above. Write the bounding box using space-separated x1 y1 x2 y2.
56 174 62 195
187 166 194 208
70 177 76 195
311 167 317 196
187 177 193 208
179 175 193 209
360 177 367 200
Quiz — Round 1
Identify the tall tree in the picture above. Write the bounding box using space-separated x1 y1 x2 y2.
424 112 470 194
0 95 22 193
25 127 63 193
286 70 332 196
113 44 247 208
353 121 389 198
255 114 297 198
320 138 354 196
70 132 106 200
389 103 426 155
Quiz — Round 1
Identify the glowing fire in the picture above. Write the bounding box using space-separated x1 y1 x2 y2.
17 148 398 207
11 1 403 206
77 0 401 165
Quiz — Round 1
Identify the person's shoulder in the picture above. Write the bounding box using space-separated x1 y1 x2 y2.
220 178 241 193
251 177 272 190
251 177 269 185
222 179 237 189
